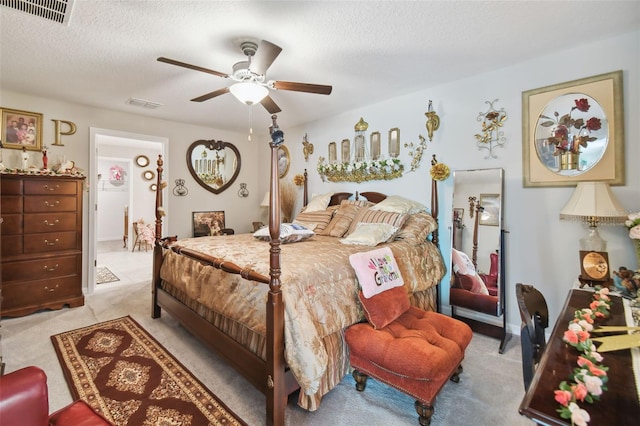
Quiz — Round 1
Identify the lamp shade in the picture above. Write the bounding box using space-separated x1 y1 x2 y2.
229 82 268 105
260 191 270 207
559 182 627 225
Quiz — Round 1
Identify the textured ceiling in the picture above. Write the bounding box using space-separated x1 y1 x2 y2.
1 1 638 133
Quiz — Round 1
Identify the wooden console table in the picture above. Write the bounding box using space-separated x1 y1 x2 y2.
519 289 640 425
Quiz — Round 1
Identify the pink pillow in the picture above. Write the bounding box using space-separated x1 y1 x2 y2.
349 247 404 299
451 248 489 295
358 287 410 329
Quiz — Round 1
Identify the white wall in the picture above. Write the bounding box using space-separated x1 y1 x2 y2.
273 30 640 333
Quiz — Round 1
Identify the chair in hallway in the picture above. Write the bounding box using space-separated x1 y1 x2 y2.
516 283 549 390
132 220 154 252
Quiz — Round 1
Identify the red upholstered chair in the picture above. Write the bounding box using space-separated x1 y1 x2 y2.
0 366 112 426
345 286 473 425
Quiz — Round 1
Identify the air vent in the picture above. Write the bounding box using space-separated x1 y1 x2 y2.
0 0 75 25
126 97 163 110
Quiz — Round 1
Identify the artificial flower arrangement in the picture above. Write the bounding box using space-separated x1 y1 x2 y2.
555 287 611 426
316 156 403 183
541 98 602 156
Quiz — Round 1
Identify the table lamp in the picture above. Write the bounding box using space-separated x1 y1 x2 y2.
559 182 627 285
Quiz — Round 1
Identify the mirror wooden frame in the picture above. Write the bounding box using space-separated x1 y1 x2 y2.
186 139 241 195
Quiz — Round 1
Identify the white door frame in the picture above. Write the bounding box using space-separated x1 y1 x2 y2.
88 128 168 294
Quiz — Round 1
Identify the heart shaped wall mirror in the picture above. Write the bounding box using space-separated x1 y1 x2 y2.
186 139 241 194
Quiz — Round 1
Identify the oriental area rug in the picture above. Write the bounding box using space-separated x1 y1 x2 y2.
51 316 246 425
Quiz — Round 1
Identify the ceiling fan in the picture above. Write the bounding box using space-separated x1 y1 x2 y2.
157 39 332 114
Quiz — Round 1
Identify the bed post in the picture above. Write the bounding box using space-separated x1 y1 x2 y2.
151 155 163 319
266 115 286 426
303 168 308 206
430 155 441 313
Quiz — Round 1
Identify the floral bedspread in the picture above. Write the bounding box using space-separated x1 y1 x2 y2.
159 234 444 397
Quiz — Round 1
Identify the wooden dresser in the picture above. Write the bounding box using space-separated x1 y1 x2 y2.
1 174 85 317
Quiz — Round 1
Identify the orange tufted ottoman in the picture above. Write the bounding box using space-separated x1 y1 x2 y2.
345 289 472 425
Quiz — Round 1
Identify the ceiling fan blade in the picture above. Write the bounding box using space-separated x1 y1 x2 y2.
157 57 229 78
260 95 282 114
272 81 332 95
191 87 230 102
250 40 282 75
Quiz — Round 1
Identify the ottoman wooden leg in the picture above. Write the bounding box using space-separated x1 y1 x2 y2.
352 370 369 391
414 400 434 426
450 364 463 383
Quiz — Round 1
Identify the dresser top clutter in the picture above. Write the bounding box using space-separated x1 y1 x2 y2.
1 173 85 318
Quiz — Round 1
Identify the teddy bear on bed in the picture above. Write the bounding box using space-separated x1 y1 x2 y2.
613 267 640 298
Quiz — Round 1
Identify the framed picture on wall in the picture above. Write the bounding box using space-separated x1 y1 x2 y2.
479 194 500 226
1 107 43 151
522 70 624 187
192 211 225 237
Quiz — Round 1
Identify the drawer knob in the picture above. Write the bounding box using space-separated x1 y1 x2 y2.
44 200 60 207
43 184 60 191
44 219 60 226
44 264 59 272
44 284 59 292
44 238 59 246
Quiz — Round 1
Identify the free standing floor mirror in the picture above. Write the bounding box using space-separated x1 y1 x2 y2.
449 168 510 353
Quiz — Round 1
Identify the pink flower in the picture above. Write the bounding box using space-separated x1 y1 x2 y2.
577 356 593 368
588 364 607 377
564 329 579 345
569 403 591 426
577 330 590 343
555 389 573 406
571 383 588 402
574 98 591 112
583 375 604 396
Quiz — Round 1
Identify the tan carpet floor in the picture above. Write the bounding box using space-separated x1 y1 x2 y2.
2 278 533 425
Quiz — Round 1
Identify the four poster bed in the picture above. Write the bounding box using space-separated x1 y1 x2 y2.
151 140 445 425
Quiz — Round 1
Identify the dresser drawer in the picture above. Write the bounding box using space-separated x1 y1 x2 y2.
2 254 80 283
23 231 77 253
1 235 23 257
1 276 83 315
1 178 23 194
25 212 77 233
1 195 23 213
24 195 77 212
24 179 78 195
1 213 23 235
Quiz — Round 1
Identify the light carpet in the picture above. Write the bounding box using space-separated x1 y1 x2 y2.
96 266 120 284
51 315 246 426
2 280 534 425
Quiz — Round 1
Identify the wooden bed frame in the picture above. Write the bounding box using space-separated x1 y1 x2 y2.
151 134 441 425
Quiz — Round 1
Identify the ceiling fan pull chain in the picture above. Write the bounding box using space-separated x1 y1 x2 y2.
248 106 253 142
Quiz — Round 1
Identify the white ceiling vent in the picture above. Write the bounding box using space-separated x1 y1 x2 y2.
126 97 163 110
0 0 75 25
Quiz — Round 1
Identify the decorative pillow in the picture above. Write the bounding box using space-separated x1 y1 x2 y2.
292 220 317 231
346 207 408 236
451 248 489 295
340 223 398 246
293 209 334 232
349 246 404 298
370 195 427 214
358 287 410 329
394 212 438 244
253 223 315 244
304 192 334 212
320 200 369 237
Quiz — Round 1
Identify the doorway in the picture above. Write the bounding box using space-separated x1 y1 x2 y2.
88 128 167 294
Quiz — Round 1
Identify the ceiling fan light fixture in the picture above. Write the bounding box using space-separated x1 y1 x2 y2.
229 82 268 105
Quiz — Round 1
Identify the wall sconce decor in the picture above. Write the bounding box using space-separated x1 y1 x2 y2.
475 99 507 159
237 182 249 198
316 117 404 183
302 133 314 162
173 178 188 196
424 100 440 142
